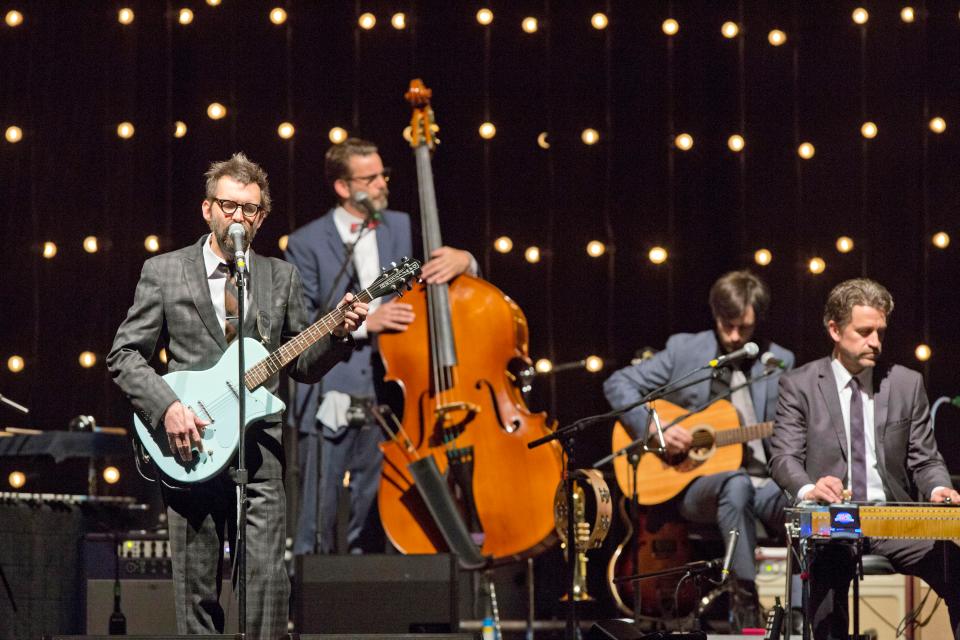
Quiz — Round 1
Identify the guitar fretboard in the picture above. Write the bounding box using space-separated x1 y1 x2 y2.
244 290 374 390
713 421 774 447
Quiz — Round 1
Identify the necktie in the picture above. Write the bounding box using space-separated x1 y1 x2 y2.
219 263 239 343
350 219 379 233
848 376 868 501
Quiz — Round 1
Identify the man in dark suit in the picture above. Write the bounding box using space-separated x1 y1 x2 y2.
769 277 960 639
107 153 366 638
286 138 476 554
604 270 795 629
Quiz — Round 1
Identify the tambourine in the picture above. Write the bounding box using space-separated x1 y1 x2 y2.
553 469 612 551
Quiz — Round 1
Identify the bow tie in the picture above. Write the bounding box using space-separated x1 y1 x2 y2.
350 219 379 233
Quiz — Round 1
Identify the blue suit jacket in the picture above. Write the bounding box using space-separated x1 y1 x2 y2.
603 330 795 440
285 207 413 434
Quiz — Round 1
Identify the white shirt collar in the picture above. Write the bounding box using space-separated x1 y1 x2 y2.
830 357 872 392
202 233 249 278
333 205 372 237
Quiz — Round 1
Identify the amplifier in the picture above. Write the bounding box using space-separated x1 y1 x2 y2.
84 532 173 580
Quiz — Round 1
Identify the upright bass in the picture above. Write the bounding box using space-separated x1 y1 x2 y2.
377 79 563 563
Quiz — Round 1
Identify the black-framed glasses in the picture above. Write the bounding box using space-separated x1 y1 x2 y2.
347 167 392 186
213 198 264 218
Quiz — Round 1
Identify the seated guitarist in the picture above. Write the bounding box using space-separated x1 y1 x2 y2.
604 270 795 629
107 153 367 638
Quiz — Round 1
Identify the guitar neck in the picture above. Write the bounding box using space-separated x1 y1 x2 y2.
243 289 374 390
713 421 774 447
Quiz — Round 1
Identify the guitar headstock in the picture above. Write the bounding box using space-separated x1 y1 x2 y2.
405 78 437 150
368 257 422 300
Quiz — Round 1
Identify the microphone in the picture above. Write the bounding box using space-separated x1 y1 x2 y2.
709 342 759 368
227 222 248 272
353 191 381 222
761 352 788 370
720 529 740 583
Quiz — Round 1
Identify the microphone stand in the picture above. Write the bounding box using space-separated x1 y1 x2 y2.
234 260 249 636
527 365 723 640
0 392 29 414
528 357 757 640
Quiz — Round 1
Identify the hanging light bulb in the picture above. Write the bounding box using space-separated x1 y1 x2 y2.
662 19 679 36
754 249 772 266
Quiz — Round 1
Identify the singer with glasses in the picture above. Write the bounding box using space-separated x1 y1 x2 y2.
603 270 795 630
769 278 960 639
107 152 366 638
285 137 477 555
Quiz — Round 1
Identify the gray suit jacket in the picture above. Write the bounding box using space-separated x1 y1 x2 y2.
769 357 951 502
603 330 795 438
284 208 413 435
107 235 349 478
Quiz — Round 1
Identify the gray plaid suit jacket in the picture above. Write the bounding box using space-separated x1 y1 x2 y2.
107 234 350 479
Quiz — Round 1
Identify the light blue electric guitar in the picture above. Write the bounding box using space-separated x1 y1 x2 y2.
132 258 421 485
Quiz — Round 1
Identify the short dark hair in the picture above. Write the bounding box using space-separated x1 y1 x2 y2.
204 152 271 214
325 137 379 189
709 270 770 321
823 278 894 330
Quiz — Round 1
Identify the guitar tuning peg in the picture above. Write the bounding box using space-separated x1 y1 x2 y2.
391 261 397 268
381 266 387 273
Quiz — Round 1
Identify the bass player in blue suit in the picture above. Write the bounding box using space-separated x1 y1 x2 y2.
286 138 477 555
603 270 795 629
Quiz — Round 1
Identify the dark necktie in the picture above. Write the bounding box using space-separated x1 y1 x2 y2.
848 376 868 501
219 263 239 343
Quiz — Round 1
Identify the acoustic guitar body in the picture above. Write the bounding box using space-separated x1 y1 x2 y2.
611 399 744 505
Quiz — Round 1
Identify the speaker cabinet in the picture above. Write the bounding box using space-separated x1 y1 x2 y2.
294 554 458 634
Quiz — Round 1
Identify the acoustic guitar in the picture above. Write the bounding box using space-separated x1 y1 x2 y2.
610 398 772 505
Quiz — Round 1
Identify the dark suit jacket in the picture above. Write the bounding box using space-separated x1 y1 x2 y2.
769 357 951 502
107 235 349 478
284 207 413 435
603 330 795 438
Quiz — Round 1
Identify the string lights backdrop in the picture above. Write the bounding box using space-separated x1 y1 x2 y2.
2 1 960 489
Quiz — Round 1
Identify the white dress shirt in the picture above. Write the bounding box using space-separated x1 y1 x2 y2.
202 234 250 334
332 206 384 340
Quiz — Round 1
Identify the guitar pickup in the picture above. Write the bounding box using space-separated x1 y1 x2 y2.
194 401 214 424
